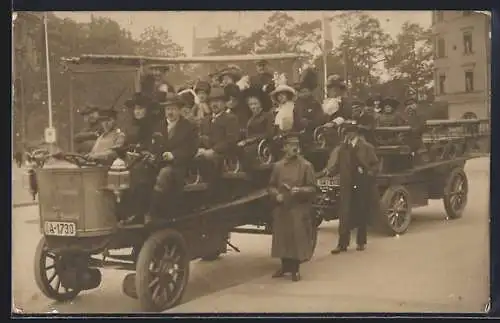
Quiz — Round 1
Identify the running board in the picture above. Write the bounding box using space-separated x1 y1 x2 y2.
231 227 271 235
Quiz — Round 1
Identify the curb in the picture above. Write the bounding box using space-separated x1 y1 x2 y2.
12 202 38 209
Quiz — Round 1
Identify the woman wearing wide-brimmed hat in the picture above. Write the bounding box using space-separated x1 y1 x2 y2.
376 97 405 127
224 83 251 129
123 92 157 149
218 65 243 87
270 84 297 132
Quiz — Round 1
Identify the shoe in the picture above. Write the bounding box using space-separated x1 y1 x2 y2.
291 272 301 282
330 247 347 254
272 269 285 278
356 245 366 251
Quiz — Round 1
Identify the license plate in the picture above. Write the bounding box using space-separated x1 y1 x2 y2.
317 178 339 187
44 221 76 237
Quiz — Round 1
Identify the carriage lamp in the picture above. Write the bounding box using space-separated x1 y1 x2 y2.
107 158 130 203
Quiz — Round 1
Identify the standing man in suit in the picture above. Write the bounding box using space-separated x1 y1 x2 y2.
197 87 240 186
145 93 199 223
319 123 380 253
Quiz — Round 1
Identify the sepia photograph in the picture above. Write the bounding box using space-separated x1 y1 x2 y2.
12 10 491 314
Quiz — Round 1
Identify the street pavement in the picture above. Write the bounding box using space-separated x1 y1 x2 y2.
12 158 490 314
12 163 38 207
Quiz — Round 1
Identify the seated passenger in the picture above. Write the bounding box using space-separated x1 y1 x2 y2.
177 87 199 125
323 75 352 126
293 76 326 133
354 100 377 146
243 86 275 139
219 65 243 87
193 81 212 122
240 86 275 168
87 106 125 166
270 84 297 133
250 59 276 95
198 87 240 184
74 104 103 154
375 98 405 127
145 93 199 223
225 83 251 129
124 92 156 149
402 97 426 153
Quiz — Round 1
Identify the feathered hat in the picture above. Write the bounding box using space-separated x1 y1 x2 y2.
241 85 273 112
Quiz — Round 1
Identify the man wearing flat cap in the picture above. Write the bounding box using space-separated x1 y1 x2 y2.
319 122 380 254
145 92 199 223
74 103 103 154
323 74 352 127
87 106 125 165
268 132 317 282
250 59 275 95
198 87 240 186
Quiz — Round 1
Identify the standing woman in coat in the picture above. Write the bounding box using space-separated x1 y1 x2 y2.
268 133 317 282
319 124 380 253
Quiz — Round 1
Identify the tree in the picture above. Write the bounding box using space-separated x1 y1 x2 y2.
330 11 392 99
208 29 252 56
384 21 434 101
136 26 184 57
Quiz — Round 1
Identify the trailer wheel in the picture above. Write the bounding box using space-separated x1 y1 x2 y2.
379 185 412 236
34 237 81 302
443 167 468 219
135 228 190 312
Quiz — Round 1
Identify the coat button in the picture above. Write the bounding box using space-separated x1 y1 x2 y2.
353 185 357 189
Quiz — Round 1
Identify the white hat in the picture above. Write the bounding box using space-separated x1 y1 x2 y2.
270 84 297 101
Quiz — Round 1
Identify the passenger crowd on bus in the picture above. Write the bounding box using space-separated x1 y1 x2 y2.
72 60 425 231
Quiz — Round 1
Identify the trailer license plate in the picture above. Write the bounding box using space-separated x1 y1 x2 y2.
44 221 76 237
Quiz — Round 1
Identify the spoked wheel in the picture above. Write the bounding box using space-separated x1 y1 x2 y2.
379 185 412 236
443 167 468 219
135 229 190 312
33 237 81 302
257 140 274 165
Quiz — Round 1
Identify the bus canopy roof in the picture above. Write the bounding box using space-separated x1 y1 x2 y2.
61 53 305 66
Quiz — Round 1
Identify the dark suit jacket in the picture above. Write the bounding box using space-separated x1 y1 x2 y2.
294 97 327 131
330 96 352 121
151 116 199 167
246 111 275 138
200 111 240 155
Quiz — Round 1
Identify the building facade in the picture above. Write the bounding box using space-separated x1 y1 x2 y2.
431 10 491 119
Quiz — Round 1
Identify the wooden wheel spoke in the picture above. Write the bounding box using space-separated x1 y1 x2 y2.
55 277 61 292
47 271 57 284
45 264 55 270
151 283 161 301
148 276 160 289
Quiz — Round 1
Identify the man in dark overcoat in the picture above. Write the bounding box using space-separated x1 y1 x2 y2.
268 133 317 282
197 87 240 185
250 59 275 95
74 104 103 154
319 123 380 253
144 93 199 223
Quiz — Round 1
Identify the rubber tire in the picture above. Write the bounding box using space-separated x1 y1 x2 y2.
443 167 468 219
135 228 190 312
378 185 412 236
33 237 81 302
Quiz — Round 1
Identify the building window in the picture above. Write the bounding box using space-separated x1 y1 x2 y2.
465 71 474 92
463 11 473 16
463 31 473 54
437 37 446 58
436 11 444 22
439 74 446 95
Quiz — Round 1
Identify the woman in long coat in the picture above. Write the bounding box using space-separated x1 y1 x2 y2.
268 133 317 281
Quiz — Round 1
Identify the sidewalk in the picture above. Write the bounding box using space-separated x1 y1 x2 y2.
12 164 38 208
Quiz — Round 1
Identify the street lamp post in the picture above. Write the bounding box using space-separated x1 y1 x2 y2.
43 12 56 152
